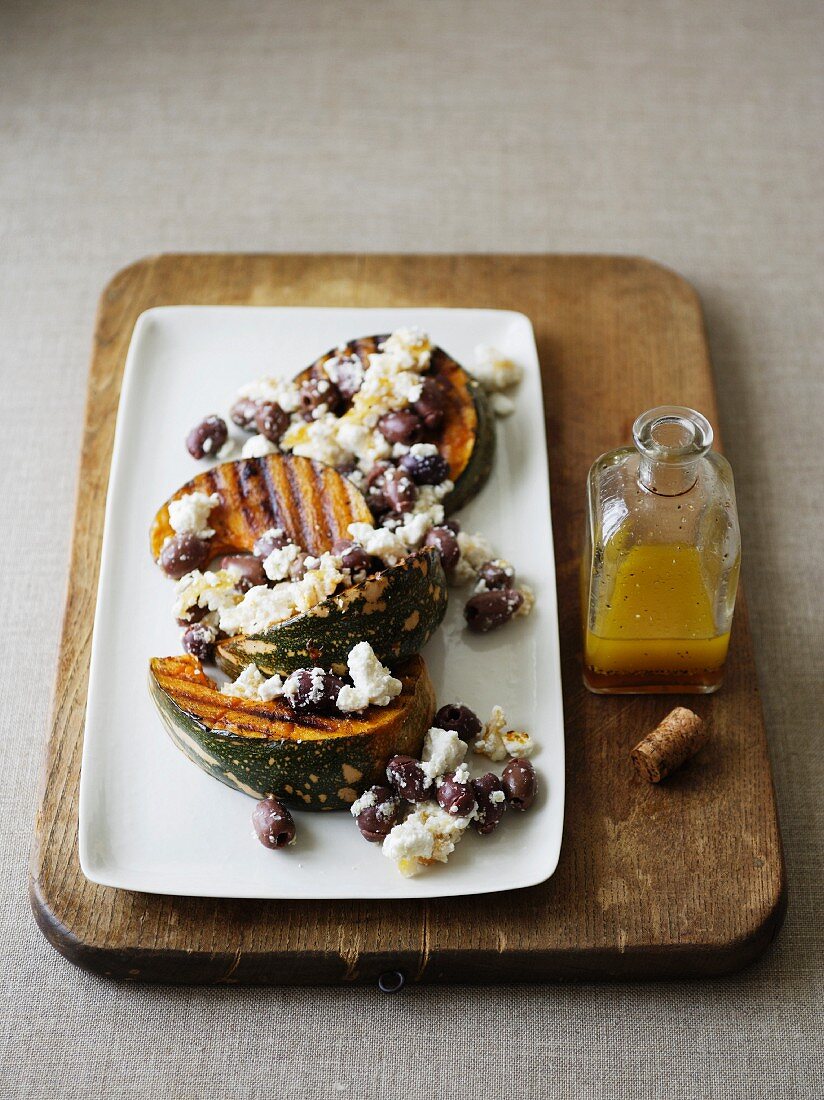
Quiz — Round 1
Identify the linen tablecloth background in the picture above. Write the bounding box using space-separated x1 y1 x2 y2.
1 1 821 1097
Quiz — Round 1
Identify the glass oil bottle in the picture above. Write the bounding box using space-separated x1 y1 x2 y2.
582 407 740 694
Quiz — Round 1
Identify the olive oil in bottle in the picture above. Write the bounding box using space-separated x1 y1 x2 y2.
582 407 740 694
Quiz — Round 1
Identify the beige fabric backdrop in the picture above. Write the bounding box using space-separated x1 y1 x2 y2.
1 0 821 1096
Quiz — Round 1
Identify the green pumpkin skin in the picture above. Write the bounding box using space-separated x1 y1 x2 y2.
216 548 448 678
149 655 435 812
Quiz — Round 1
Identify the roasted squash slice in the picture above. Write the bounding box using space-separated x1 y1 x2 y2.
150 454 448 673
150 453 371 561
149 654 435 810
292 335 496 514
216 546 448 678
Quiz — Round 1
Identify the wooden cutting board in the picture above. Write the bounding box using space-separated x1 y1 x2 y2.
30 254 786 984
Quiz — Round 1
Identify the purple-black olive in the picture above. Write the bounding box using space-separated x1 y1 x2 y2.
186 415 228 460
254 401 290 443
252 797 296 849
433 703 482 742
382 468 418 514
442 518 460 535
327 355 363 401
501 758 537 811
159 533 211 579
424 526 460 571
332 539 373 580
182 622 215 662
377 409 425 445
218 554 267 591
176 603 209 627
230 397 259 430
412 377 445 430
284 669 347 716
356 785 402 842
253 529 290 559
463 589 523 633
386 754 430 802
436 773 476 817
299 375 342 420
399 450 450 486
477 559 516 591
471 773 508 835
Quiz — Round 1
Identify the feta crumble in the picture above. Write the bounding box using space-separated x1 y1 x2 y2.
336 641 402 713
237 377 301 414
514 583 535 617
241 434 279 459
501 729 536 757
263 542 303 582
218 553 343 634
173 568 243 622
168 491 220 539
220 664 285 701
421 726 467 782
490 393 516 417
473 345 523 392
474 706 536 760
382 802 471 877
473 704 509 762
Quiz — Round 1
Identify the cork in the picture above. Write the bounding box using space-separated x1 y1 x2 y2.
631 707 708 783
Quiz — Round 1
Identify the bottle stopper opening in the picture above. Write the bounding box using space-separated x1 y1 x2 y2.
633 406 713 463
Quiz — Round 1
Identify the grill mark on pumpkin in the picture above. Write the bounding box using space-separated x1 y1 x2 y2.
240 458 277 534
285 458 320 555
231 460 264 542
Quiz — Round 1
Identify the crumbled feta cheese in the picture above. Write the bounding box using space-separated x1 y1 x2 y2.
451 762 471 785
501 729 535 757
218 553 343 634
457 531 495 570
237 377 301 414
421 726 468 782
514 584 535 617
325 354 365 393
473 705 509 762
490 393 516 417
379 327 432 369
281 416 349 468
407 442 439 458
383 803 471 877
336 641 402 713
350 788 377 817
263 543 303 582
490 790 506 804
220 664 285 701
473 345 523 392
173 568 243 621
168 491 220 539
241 434 278 459
221 664 265 700
347 522 406 566
350 787 399 820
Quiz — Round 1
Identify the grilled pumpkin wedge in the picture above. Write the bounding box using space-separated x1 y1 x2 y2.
216 546 448 678
292 335 495 514
150 454 448 673
150 453 371 561
149 654 435 810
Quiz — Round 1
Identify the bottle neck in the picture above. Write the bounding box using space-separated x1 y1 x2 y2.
632 406 713 497
638 455 699 495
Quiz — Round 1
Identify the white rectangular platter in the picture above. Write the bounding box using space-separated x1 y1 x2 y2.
78 307 565 899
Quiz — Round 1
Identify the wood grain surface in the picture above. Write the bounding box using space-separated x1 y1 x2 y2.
29 254 786 985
